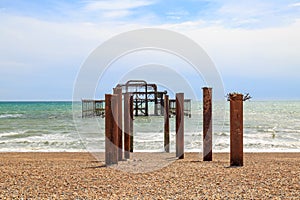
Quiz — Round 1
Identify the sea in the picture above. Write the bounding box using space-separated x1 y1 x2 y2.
0 101 299 152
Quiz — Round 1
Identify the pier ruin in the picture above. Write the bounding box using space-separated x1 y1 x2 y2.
81 80 245 167
82 80 192 118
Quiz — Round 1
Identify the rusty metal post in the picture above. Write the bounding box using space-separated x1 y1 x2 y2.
230 93 243 167
114 87 123 161
154 92 158 116
203 87 212 161
134 97 138 116
176 93 184 159
145 85 149 116
129 95 134 152
105 94 118 165
160 94 164 116
105 94 112 165
124 93 131 159
164 95 170 153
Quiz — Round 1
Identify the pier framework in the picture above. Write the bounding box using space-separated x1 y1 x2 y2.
82 80 192 118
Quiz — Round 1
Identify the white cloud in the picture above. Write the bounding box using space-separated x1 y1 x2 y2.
210 0 300 28
0 14 104 71
166 10 189 20
79 0 155 20
289 2 300 7
102 10 131 18
1 11 300 80
1 1 300 100
159 19 300 78
84 0 154 11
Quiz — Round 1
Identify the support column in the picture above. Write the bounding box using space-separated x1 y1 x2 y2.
135 96 138 116
176 93 184 159
164 95 170 153
145 85 148 116
130 95 134 152
154 92 158 116
230 93 244 167
113 87 123 161
160 94 164 116
124 93 131 159
203 87 212 161
105 94 118 165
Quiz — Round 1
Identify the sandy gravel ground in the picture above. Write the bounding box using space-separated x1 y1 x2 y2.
0 152 299 199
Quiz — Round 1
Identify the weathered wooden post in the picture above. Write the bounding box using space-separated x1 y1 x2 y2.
229 93 244 166
164 95 170 153
113 87 123 161
105 94 118 165
124 93 131 159
176 93 184 159
203 87 212 161
129 95 134 152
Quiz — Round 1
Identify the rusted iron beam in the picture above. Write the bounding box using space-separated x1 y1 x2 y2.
164 95 170 153
113 87 123 161
130 95 134 152
124 93 131 159
105 94 118 165
176 93 184 159
230 93 244 167
203 87 212 161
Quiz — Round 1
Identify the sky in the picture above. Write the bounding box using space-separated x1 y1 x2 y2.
0 0 300 101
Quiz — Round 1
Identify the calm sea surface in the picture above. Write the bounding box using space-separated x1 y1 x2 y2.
0 101 299 152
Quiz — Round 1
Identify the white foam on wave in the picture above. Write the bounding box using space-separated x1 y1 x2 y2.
0 114 23 119
0 131 26 138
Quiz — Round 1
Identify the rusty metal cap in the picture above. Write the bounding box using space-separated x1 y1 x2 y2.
229 93 244 101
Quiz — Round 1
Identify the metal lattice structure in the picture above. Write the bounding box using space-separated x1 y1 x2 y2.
117 80 167 116
82 80 192 118
81 99 105 118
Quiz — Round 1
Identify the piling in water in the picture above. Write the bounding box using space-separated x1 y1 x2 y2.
164 95 170 153
130 95 134 152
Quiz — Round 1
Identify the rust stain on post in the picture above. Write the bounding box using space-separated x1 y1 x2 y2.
129 95 134 152
114 87 123 161
111 94 119 164
176 93 184 159
203 87 212 161
164 95 170 153
105 94 118 165
124 93 130 159
230 93 243 167
105 94 113 165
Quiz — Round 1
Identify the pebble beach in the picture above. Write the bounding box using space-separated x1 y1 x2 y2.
0 152 299 199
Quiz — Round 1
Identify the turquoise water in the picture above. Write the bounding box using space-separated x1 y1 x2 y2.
0 101 299 152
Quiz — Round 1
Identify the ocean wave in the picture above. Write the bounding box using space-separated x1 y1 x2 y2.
0 131 26 138
0 139 84 148
0 114 23 119
0 140 86 152
244 142 299 149
215 132 229 136
0 130 43 139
